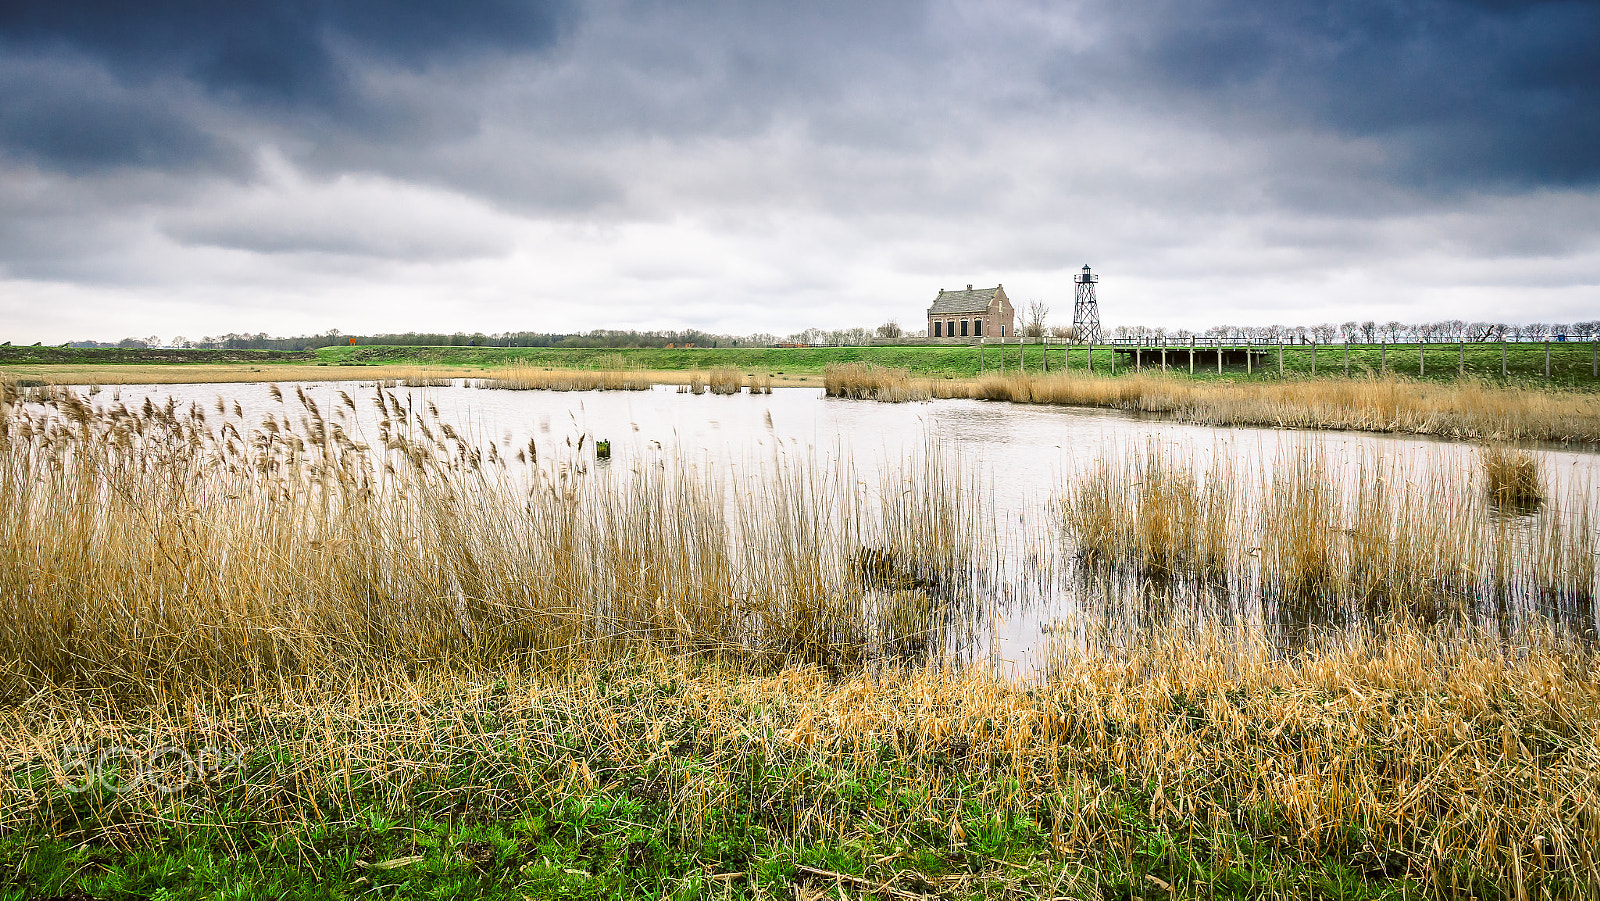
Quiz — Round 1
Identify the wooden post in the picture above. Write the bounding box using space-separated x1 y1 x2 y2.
1088 342 1094 373
1593 336 1597 378
1217 342 1222 374
1343 341 1349 377
1545 339 1551 378
1042 337 1049 373
1136 341 1142 372
1419 339 1425 378
1277 340 1283 376
979 341 984 374
1459 339 1464 377
1189 337 1195 374
1247 343 1252 375
1502 336 1507 378
1381 341 1387 373
1311 341 1317 376
1161 340 1167 372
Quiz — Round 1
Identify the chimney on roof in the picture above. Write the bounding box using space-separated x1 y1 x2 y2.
967 284 973 290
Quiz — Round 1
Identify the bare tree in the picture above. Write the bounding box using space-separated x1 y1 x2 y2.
876 320 903 340
1023 301 1049 338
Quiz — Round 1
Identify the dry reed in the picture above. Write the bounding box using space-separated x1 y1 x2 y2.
708 367 743 395
824 363 931 403
1482 443 1546 506
928 371 1600 444
481 368 651 391
1062 443 1596 616
0 387 974 695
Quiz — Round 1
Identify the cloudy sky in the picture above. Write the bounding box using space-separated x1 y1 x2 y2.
1 0 1597 342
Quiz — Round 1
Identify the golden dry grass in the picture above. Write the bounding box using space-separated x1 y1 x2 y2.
1482 443 1547 506
931 371 1600 444
482 367 652 391
824 363 931 402
3 624 1598 896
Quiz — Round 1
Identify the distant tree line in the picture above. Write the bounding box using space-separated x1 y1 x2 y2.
1107 319 1600 343
60 318 1600 351
69 329 785 350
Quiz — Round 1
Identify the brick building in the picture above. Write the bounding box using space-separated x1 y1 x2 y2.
927 284 1013 339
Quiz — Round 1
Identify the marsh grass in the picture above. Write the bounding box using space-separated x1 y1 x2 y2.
825 363 931 403
928 371 1600 444
4 623 1598 898
400 372 455 388
1063 443 1596 617
3 387 1600 898
0 386 981 696
708 367 743 395
482 368 651 391
1482 443 1546 507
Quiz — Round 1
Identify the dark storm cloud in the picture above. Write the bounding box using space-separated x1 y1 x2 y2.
1108 0 1600 188
0 0 574 172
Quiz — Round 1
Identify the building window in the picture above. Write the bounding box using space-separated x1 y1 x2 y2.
1001 324 1006 337
960 320 968 337
974 320 983 337
947 320 955 337
933 321 941 338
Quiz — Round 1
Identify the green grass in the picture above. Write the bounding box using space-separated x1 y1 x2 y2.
6 341 1596 389
306 341 1600 388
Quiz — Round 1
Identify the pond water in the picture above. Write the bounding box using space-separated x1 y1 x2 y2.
52 380 1600 675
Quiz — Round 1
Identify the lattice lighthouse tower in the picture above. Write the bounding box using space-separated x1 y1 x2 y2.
1072 264 1101 344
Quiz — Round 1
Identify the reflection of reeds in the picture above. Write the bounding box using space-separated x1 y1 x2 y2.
824 363 931 403
483 368 651 391
927 371 1600 444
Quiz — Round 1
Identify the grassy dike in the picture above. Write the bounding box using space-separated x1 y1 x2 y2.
4 341 1598 389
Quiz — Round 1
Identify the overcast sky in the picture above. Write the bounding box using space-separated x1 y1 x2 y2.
2 0 1597 342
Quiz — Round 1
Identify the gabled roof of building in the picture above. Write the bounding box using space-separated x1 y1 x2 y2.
928 284 1003 315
